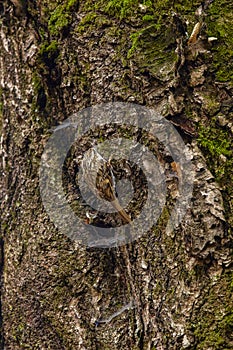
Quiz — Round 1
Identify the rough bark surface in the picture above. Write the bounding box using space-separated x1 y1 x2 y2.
0 1 232 349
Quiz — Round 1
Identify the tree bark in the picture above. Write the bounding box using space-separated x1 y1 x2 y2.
0 1 232 349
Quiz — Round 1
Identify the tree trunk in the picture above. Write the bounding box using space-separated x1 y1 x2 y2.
0 1 232 349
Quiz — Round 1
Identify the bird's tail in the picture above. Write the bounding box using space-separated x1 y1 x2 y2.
111 199 131 224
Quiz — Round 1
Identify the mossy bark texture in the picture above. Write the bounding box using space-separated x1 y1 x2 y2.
0 0 232 349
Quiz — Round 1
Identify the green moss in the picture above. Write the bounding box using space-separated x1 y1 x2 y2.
80 12 97 26
32 72 43 93
206 1 233 83
104 0 137 19
197 118 233 226
197 118 233 182
41 40 59 55
48 0 78 35
198 126 231 158
66 0 78 11
31 71 47 113
142 14 155 22
31 40 60 112
76 12 110 33
127 23 161 58
193 289 233 348
76 0 208 82
80 0 193 26
48 5 69 35
172 0 202 13
188 270 233 349
81 0 139 19
38 40 59 67
127 22 177 80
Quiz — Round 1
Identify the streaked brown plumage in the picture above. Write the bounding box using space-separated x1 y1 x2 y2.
81 148 131 224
